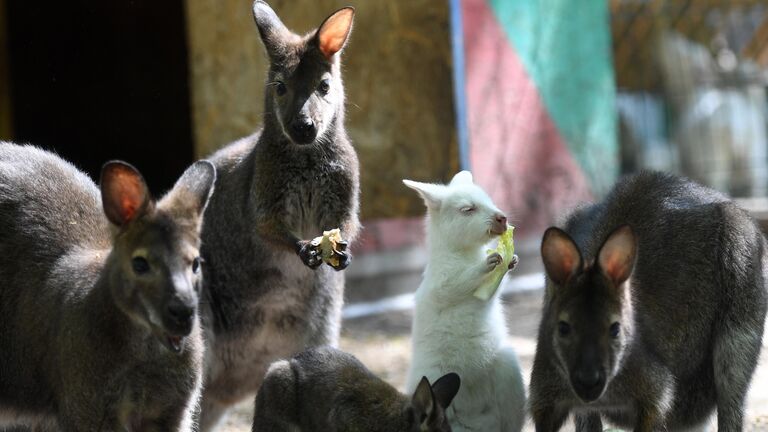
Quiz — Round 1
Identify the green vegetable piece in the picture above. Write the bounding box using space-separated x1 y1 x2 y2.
474 225 515 301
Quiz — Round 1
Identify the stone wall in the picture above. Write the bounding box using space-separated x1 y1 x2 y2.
185 0 460 219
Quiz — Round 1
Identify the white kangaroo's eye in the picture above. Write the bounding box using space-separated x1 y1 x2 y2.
460 206 476 213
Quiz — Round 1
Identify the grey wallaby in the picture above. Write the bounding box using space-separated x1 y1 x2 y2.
530 171 767 431
0 143 215 431
252 346 461 432
198 1 360 429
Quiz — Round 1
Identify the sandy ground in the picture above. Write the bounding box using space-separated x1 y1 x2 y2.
219 289 768 431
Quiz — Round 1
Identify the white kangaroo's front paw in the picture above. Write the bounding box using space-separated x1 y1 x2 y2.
486 252 502 273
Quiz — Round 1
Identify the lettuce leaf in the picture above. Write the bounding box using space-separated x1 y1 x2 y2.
473 225 515 301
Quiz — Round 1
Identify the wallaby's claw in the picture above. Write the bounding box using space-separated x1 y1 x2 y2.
330 250 352 271
298 240 323 269
508 254 519 271
336 240 349 252
486 252 502 272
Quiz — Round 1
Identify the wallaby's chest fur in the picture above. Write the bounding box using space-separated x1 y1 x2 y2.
200 127 357 405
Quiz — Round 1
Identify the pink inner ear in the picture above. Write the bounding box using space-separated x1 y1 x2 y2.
103 165 148 226
120 196 137 221
598 227 636 285
542 230 582 285
601 250 631 283
318 10 353 59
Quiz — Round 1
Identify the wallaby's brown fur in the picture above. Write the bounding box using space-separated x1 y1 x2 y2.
198 2 360 429
252 346 460 432
531 171 767 431
0 143 215 431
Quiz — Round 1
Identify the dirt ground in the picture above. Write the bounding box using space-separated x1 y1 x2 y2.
220 289 768 431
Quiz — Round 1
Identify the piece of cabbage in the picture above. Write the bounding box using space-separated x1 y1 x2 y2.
312 228 343 267
474 225 515 301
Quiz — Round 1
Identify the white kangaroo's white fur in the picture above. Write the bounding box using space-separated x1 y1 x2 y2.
404 171 526 432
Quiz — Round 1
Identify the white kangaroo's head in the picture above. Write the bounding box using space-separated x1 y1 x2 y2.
403 171 507 251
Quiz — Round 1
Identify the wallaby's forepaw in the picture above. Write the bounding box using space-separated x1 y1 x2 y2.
330 249 352 271
486 252 502 272
298 240 323 269
508 254 519 271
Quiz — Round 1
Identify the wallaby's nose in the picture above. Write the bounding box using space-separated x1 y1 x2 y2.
572 367 605 402
165 298 195 334
496 214 507 227
290 116 317 143
574 369 601 387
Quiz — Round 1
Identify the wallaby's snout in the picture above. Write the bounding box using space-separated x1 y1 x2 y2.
571 362 607 402
163 294 197 337
289 113 317 144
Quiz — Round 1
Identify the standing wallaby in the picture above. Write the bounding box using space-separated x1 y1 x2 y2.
252 346 461 432
198 2 360 429
531 171 768 431
404 171 526 432
0 143 215 430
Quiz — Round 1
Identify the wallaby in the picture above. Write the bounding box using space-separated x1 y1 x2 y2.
0 143 215 431
404 171 526 432
531 171 768 431
252 346 461 432
197 2 360 429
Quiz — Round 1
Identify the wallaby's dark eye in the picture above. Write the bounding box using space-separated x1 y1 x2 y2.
192 257 202 274
558 321 571 337
275 81 287 96
131 257 150 275
460 205 476 214
318 79 330 95
610 322 620 338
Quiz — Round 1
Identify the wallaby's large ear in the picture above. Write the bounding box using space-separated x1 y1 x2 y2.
101 161 152 227
541 227 583 285
315 7 354 60
158 161 217 219
431 373 460 409
411 376 435 424
403 179 445 210
252 1 291 60
597 225 636 286
449 170 473 186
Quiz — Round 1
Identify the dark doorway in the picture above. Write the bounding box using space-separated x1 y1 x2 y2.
5 0 193 195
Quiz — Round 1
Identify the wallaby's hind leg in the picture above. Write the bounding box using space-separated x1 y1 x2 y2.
252 360 299 432
712 323 763 432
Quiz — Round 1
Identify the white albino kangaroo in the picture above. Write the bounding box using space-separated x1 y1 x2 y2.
404 171 526 432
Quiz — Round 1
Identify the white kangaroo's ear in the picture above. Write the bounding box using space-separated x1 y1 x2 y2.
449 170 473 186
403 179 446 210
